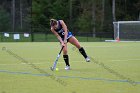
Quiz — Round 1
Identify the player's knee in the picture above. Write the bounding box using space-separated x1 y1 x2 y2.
77 45 81 49
74 44 81 49
63 49 67 55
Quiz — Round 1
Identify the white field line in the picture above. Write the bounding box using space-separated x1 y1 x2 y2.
0 61 85 66
120 41 140 42
110 59 140 62
84 46 113 48
84 45 138 48
2 45 135 50
1 58 140 66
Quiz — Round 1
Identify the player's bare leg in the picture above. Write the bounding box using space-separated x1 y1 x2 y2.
68 36 90 62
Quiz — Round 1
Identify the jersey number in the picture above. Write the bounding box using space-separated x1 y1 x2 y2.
62 32 65 35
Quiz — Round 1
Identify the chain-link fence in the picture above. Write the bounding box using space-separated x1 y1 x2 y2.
0 32 113 42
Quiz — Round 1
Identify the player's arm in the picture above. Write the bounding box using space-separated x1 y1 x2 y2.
60 20 68 44
51 27 65 46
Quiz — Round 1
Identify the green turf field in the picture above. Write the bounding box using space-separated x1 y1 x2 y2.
0 42 140 93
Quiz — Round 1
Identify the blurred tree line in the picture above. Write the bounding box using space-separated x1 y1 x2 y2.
0 0 140 35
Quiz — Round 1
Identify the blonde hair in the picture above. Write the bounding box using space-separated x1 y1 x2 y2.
50 19 57 26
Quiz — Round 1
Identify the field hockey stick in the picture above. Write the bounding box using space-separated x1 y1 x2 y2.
50 46 64 71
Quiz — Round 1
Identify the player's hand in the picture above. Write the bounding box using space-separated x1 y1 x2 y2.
61 42 65 47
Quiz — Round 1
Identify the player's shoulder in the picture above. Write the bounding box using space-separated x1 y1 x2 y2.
58 20 64 23
58 20 65 25
58 19 63 21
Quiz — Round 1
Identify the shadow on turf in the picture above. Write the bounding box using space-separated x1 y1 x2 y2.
71 46 137 86
1 91 6 93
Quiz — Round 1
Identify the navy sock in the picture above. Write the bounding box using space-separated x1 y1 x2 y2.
79 47 88 59
63 55 70 66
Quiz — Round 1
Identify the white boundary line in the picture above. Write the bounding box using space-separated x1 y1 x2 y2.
0 61 85 66
0 58 140 66
110 59 140 62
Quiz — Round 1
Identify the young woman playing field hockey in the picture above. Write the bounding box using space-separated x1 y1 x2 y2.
50 19 90 70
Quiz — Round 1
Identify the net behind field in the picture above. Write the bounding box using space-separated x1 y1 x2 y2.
114 21 140 41
120 23 140 40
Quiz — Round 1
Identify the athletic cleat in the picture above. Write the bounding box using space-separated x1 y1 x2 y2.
86 57 90 62
65 66 70 70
